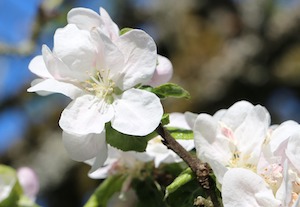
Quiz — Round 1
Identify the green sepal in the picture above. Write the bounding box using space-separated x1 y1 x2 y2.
105 123 157 152
153 83 191 99
166 127 194 140
119 27 133 35
84 175 127 207
161 114 170 126
165 168 194 199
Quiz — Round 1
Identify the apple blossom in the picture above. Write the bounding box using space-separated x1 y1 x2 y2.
28 8 165 170
193 100 270 183
67 7 173 86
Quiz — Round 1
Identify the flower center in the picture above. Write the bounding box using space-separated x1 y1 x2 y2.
84 70 115 104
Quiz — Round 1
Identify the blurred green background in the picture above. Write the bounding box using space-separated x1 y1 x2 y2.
1 0 300 206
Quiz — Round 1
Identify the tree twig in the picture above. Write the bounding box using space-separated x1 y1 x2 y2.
156 123 220 207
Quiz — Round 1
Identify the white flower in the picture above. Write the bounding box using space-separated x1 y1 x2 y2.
67 7 173 86
28 13 163 169
193 100 270 184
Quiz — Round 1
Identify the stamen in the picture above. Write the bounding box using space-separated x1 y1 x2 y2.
82 69 115 103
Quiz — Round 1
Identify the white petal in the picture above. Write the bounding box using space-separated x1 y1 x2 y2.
276 160 292 206
27 78 83 99
99 7 119 41
112 88 163 136
286 133 300 172
147 55 173 87
177 139 195 151
115 29 157 90
42 45 76 81
235 105 270 165
67 8 103 30
28 55 52 78
221 100 255 131
90 28 124 79
194 114 232 164
62 131 106 162
269 121 299 153
88 162 114 179
53 24 97 80
222 168 280 207
59 94 114 135
89 144 108 174
184 111 198 129
167 112 190 129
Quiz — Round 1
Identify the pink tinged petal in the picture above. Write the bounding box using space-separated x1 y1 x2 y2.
193 114 232 165
53 24 97 80
286 133 300 172
99 7 119 41
147 55 173 87
59 94 114 135
17 167 39 201
27 78 83 99
67 8 103 31
115 29 157 90
222 168 281 207
62 131 106 162
28 55 52 78
112 88 163 136
42 45 76 81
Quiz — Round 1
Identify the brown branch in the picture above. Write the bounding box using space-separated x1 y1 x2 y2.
156 123 221 207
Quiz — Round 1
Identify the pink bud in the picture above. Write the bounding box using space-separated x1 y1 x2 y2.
17 167 39 201
148 55 173 87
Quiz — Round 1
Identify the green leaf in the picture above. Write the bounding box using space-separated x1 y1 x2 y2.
105 123 157 152
119 27 133 35
84 175 127 207
161 114 170 126
166 127 194 140
152 83 191 99
165 168 195 199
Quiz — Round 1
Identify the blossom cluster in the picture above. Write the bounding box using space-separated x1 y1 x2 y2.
26 5 300 207
191 100 300 207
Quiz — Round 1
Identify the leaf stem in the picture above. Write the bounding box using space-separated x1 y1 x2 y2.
156 124 221 207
